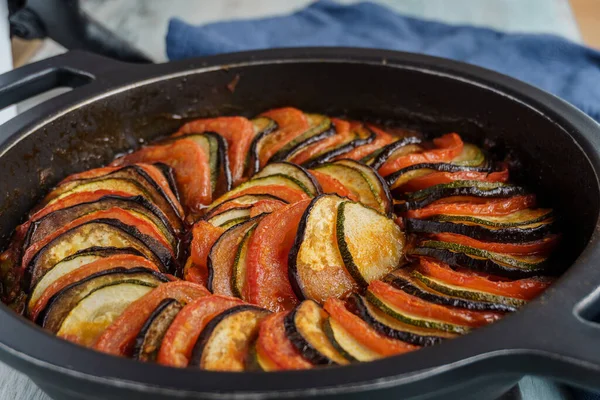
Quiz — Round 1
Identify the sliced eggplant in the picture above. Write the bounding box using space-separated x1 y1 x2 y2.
368 136 423 170
394 181 527 212
248 117 279 176
152 162 180 202
385 162 494 189
252 162 321 197
269 114 335 163
385 269 518 312
206 194 288 217
411 240 550 278
207 216 264 297
189 305 270 371
288 195 358 304
206 207 252 228
232 225 256 299
336 201 405 288
39 267 166 332
284 300 348 365
134 298 183 362
27 247 142 314
431 208 554 227
323 317 380 362
334 159 393 216
348 294 452 346
26 220 173 290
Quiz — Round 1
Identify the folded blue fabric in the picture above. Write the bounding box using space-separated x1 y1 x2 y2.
167 0 600 123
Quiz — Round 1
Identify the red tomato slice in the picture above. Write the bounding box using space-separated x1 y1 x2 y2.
95 281 209 356
29 190 134 221
249 199 287 217
309 170 358 201
111 138 212 213
379 133 463 177
157 295 244 367
401 169 509 192
177 117 255 185
323 298 418 356
29 254 161 322
220 185 309 206
256 311 312 370
431 233 560 255
405 194 536 219
369 280 502 327
257 107 309 167
338 124 395 161
289 119 352 165
246 200 310 312
189 221 226 286
417 258 551 300
21 207 174 269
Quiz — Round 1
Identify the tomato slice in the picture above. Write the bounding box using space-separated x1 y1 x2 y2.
338 124 395 161
28 254 161 322
401 169 509 192
323 298 417 356
249 199 287 217
177 117 255 185
21 207 174 269
417 258 551 300
255 311 312 370
431 232 560 255
369 280 502 327
111 139 212 213
189 221 226 286
289 119 352 165
309 170 358 201
246 200 310 312
95 281 209 356
405 194 536 219
258 107 310 167
222 185 309 205
157 295 244 367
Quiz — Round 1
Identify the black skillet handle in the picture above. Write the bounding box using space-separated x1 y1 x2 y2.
0 50 134 111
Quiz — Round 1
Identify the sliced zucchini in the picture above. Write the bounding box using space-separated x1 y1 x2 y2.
26 220 173 290
302 124 376 169
348 294 453 346
57 282 155 347
410 269 526 309
207 174 312 212
39 267 166 332
284 300 348 365
394 181 527 212
365 288 471 335
134 298 183 362
27 247 141 314
369 136 423 170
190 305 270 371
452 143 487 167
431 208 554 227
232 225 256 299
269 114 335 163
336 201 405 288
206 194 288 217
385 162 493 189
248 117 279 176
288 195 358 304
385 269 518 312
411 240 549 278
334 159 393 216
219 217 252 229
207 216 263 297
252 162 321 197
323 317 380 362
206 207 252 228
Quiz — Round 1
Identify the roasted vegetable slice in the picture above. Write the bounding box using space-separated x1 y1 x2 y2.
257 107 310 168
369 136 423 170
385 162 496 190
270 114 335 163
152 162 180 202
256 311 312 370
95 281 209 356
336 201 405 288
323 318 379 362
133 298 183 362
430 232 559 255
334 159 392 216
207 194 288 217
252 162 321 197
190 305 270 371
232 225 256 299
248 117 278 176
405 194 536 219
309 169 358 201
289 195 357 304
339 124 396 161
284 300 348 365
206 207 252 228
411 240 550 278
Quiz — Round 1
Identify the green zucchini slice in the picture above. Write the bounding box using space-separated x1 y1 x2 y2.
336 201 405 288
269 114 335 163
133 298 183 362
206 207 252 228
323 318 380 362
385 162 493 189
190 305 270 371
284 300 348 365
252 162 321 196
369 136 423 170
452 143 487 167
232 225 257 299
248 117 279 176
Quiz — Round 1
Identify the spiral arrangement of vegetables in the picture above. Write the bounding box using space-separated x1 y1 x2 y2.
0 107 556 370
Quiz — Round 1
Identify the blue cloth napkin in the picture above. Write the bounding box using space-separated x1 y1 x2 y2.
167 0 600 123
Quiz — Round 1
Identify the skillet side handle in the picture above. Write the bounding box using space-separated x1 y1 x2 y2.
0 50 136 110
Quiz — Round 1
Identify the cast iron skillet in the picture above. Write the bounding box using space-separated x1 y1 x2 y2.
0 48 599 400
